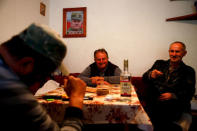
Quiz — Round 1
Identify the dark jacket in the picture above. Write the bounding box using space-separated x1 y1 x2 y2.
90 61 118 77
143 59 196 113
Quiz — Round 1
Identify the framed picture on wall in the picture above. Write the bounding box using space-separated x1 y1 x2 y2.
63 7 87 38
40 2 46 16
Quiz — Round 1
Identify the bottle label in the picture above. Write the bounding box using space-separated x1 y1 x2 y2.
120 80 131 97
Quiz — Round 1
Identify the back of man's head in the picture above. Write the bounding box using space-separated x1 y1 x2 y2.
2 23 67 75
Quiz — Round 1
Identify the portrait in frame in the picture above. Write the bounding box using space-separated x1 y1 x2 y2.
40 2 46 16
63 7 87 38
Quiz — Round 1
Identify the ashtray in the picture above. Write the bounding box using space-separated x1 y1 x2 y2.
96 88 109 96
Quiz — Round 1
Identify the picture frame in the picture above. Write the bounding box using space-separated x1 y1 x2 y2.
63 7 87 38
40 2 46 16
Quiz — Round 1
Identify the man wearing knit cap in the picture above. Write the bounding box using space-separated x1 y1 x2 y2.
0 23 86 131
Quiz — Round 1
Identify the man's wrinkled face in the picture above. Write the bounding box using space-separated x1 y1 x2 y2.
169 43 186 64
94 52 108 70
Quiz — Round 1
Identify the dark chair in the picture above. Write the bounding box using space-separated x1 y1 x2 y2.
131 77 148 108
69 73 80 77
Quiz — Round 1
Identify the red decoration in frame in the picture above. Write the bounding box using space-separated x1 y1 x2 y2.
63 7 87 38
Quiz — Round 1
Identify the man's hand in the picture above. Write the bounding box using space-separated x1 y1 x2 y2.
159 93 173 101
96 80 111 86
64 76 86 109
150 69 163 79
96 80 111 87
91 76 104 84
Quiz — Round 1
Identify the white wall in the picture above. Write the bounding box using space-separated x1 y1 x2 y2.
1 0 197 90
0 0 49 43
49 0 197 79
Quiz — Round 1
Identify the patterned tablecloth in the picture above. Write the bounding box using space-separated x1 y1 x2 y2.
37 85 153 131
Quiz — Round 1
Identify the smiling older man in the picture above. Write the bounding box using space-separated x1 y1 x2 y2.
78 48 121 86
143 41 196 131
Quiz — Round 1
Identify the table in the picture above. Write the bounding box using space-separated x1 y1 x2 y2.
37 84 153 131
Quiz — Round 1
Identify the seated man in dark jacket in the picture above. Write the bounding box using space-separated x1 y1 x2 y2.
142 41 196 131
78 48 121 86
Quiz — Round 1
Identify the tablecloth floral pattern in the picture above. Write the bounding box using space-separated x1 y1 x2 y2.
37 85 153 131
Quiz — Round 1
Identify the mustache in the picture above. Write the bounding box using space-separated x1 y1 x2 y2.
171 56 177 58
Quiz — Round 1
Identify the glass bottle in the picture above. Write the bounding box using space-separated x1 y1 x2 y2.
120 59 132 97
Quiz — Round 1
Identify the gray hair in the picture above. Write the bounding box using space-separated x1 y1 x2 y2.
170 41 186 51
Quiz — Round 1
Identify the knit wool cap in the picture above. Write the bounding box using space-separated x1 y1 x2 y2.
18 23 66 67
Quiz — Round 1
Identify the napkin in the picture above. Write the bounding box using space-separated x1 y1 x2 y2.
35 80 60 96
